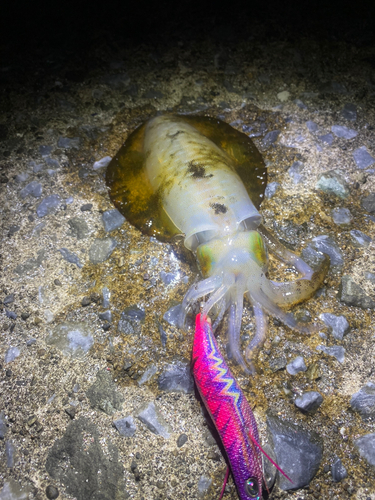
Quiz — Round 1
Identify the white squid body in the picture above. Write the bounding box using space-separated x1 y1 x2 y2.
108 114 329 373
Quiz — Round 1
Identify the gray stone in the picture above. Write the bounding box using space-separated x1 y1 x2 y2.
138 365 158 386
316 345 345 363
350 382 375 419
158 361 194 393
266 413 323 490
113 416 136 437
341 103 357 121
39 145 53 156
3 294 14 305
197 476 212 497
47 169 56 176
14 249 46 275
57 136 81 149
19 181 42 199
331 207 352 225
320 313 350 340
0 479 33 500
286 356 307 375
365 272 375 283
99 310 112 322
45 158 60 169
15 172 29 183
46 322 94 358
306 121 318 133
36 194 61 217
8 225 20 236
177 434 188 447
6 440 16 467
354 433 375 467
269 356 287 372
294 391 323 413
361 193 375 213
58 248 83 268
5 347 20 363
338 275 375 309
102 287 110 308
318 133 333 145
45 485 59 499
331 457 348 482
86 370 124 415
68 217 90 240
80 203 93 212
0 411 8 439
89 238 117 264
6 310 17 320
160 271 179 285
331 125 357 139
262 130 280 148
93 156 112 170
353 146 374 169
163 304 183 326
311 235 343 267
315 170 349 199
137 402 171 438
46 417 126 500
265 181 280 199
350 229 372 247
288 161 305 184
102 209 125 232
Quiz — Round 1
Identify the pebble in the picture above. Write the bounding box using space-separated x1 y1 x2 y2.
353 146 374 169
350 382 375 419
138 365 158 386
288 161 305 184
57 136 81 149
88 238 117 264
68 217 90 240
331 457 348 482
86 370 124 415
294 391 323 413
331 125 357 139
265 181 280 199
354 433 375 466
6 310 17 320
45 321 94 358
177 433 188 448
310 235 343 267
316 345 345 363
262 130 280 148
81 297 91 307
6 440 16 467
45 158 60 169
318 133 333 145
15 172 29 183
45 485 59 499
0 479 33 500
3 294 14 304
39 145 53 156
8 225 20 236
269 356 287 372
315 170 349 199
137 402 171 438
320 313 350 340
339 275 375 309
19 181 42 199
102 209 125 232
0 411 8 439
102 287 110 307
58 248 83 268
350 229 372 247
331 207 352 225
93 156 112 170
160 271 179 285
286 356 307 375
277 90 290 102
197 476 212 497
158 361 194 393
341 103 357 121
5 347 20 363
36 194 61 217
306 120 318 133
113 416 137 437
266 414 323 490
163 304 183 326
361 193 375 213
99 310 112 322
80 203 92 212
365 271 375 283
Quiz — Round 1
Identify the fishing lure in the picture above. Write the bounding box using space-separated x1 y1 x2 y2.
192 313 291 500
106 114 329 373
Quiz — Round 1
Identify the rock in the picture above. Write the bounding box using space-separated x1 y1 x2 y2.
294 392 323 413
277 91 290 102
6 310 17 320
177 434 188 448
80 203 92 212
5 440 15 467
0 411 8 439
315 170 349 199
309 235 343 267
88 238 117 264
262 130 280 148
19 181 42 199
113 416 137 437
0 479 33 500
361 193 375 213
86 370 124 415
350 382 375 419
8 225 20 236
338 275 375 309
265 181 280 199
318 133 333 146
266 413 323 490
45 485 59 499
14 249 46 275
353 146 374 169
36 194 62 217
3 294 14 305
15 172 29 183
197 476 212 497
68 217 90 240
331 125 357 139
5 347 20 363
354 433 375 466
102 209 125 232
316 345 345 363
58 248 83 268
81 297 91 307
93 156 112 170
163 304 183 326
320 313 350 340
288 161 305 184
306 121 318 133
137 364 158 386
45 158 60 169
102 287 110 308
57 136 81 149
160 271 179 285
39 145 53 156
137 402 171 438
331 457 348 482
158 360 194 393
269 356 287 372
45 417 125 500
65 406 77 420
286 356 307 375
46 322 94 358
341 103 357 121
331 207 352 225
365 271 375 283
99 310 112 322
350 229 372 247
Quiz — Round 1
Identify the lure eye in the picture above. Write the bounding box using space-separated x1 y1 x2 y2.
244 477 259 498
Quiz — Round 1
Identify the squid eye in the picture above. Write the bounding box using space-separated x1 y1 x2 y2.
244 477 259 498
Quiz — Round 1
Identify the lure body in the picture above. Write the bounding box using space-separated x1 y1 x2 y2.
192 314 263 500
107 114 329 372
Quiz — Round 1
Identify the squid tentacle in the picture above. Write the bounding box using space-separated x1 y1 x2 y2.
245 297 268 373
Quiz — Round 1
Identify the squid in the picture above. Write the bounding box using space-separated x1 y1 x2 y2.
106 113 329 374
